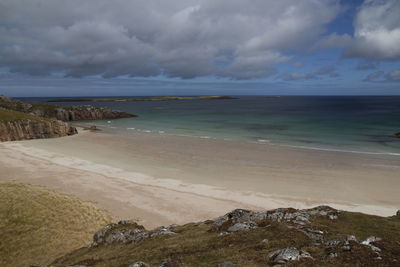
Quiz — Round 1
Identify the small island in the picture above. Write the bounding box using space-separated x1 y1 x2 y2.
48 95 236 102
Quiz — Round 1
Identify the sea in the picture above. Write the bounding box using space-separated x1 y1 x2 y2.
22 96 400 156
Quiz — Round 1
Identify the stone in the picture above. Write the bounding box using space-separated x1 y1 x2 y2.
346 235 358 242
267 247 312 264
218 262 234 267
325 239 341 247
227 222 257 232
128 262 150 267
361 236 382 253
91 221 179 246
328 252 338 258
158 260 182 267
84 125 100 131
395 132 400 138
361 236 382 246
118 220 136 225
396 210 400 217
211 206 340 232
342 241 351 252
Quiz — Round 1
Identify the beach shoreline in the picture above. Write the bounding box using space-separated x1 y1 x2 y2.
1 129 399 228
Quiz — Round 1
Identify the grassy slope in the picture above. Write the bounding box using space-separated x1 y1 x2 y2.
0 182 112 267
0 108 52 122
53 211 400 267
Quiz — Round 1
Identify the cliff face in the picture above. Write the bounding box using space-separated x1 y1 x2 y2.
0 119 77 142
30 105 136 121
0 95 136 122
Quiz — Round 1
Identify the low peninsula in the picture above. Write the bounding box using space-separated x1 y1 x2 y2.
48 95 236 102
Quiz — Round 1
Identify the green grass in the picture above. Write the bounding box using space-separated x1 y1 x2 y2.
0 108 52 122
52 211 400 267
0 182 112 267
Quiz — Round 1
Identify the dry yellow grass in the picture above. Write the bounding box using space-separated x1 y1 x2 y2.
0 181 112 267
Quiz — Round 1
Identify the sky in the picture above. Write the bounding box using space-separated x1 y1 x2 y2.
0 0 399 96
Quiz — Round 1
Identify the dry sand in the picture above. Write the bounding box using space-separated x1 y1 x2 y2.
1 129 399 228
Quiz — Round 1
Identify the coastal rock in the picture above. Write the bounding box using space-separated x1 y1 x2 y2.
0 118 77 142
218 261 235 267
158 259 183 267
91 222 177 246
267 247 312 264
227 222 257 232
34 105 137 121
361 236 382 253
128 262 150 267
84 125 100 131
395 132 400 138
396 210 400 217
211 206 339 232
0 95 136 122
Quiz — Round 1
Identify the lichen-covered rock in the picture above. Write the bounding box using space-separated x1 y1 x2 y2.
128 262 150 267
91 222 177 246
211 206 339 232
267 247 312 264
227 222 257 232
361 236 382 253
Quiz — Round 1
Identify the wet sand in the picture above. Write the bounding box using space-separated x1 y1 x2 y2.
1 129 399 228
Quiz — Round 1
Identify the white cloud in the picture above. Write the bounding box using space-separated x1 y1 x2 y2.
0 0 341 79
343 0 400 60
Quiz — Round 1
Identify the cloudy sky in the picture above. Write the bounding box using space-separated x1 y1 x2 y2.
0 0 399 96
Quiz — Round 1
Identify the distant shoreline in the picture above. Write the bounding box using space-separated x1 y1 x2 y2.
48 95 237 102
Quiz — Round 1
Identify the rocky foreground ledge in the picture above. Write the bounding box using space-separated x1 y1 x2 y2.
48 206 400 267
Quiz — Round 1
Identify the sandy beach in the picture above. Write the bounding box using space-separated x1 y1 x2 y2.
1 129 399 228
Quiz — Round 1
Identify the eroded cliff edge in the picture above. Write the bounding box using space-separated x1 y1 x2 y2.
0 95 136 141
0 108 77 141
0 95 136 121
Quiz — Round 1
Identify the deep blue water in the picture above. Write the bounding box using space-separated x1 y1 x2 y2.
22 96 400 155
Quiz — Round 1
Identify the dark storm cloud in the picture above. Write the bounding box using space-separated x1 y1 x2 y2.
0 0 341 79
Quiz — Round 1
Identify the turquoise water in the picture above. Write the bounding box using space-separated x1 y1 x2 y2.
25 96 400 155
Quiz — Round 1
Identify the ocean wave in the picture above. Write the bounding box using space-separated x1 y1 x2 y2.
276 144 400 156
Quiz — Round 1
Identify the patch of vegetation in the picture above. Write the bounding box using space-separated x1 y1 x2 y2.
0 108 52 122
0 182 112 267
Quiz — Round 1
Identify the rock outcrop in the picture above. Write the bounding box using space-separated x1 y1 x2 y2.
0 118 77 141
30 104 136 121
50 206 400 266
91 220 177 246
0 95 136 122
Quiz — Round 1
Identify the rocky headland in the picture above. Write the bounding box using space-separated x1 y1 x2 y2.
50 206 400 267
48 95 236 102
0 95 136 121
0 108 77 141
0 95 136 141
